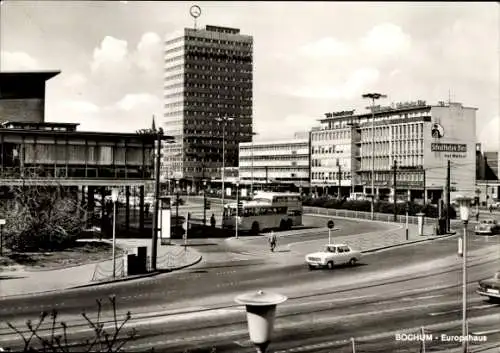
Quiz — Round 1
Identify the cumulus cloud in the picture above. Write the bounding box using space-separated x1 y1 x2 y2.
343 68 381 97
135 32 162 72
91 36 129 73
292 67 380 99
299 37 351 57
0 51 38 70
478 116 499 151
255 114 319 141
360 23 411 56
59 100 100 114
115 93 160 111
62 72 87 88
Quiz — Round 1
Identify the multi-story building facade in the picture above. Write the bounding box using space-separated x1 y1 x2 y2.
310 101 478 203
239 138 310 192
475 145 499 205
0 70 170 232
162 25 253 190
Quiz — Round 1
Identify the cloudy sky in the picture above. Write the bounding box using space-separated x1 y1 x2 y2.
1 1 499 150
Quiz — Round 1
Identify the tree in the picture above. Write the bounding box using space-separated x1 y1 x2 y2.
1 177 87 252
5 296 136 352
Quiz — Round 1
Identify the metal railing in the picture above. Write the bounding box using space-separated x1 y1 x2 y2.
303 206 436 226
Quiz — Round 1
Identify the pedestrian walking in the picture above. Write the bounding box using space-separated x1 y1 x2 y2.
210 213 216 228
476 212 480 222
489 205 493 213
269 231 277 252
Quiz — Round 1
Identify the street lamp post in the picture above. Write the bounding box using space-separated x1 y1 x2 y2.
250 132 259 196
0 219 5 256
151 128 168 272
215 117 234 210
203 179 207 226
362 93 387 221
235 180 240 239
455 194 472 353
111 188 120 279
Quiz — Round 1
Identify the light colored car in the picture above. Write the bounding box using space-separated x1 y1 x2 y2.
474 219 500 235
477 272 500 302
305 244 362 270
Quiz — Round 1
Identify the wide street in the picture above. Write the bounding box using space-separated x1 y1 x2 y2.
1 205 499 352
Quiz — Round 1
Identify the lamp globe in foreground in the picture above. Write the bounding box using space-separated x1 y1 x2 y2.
235 290 287 353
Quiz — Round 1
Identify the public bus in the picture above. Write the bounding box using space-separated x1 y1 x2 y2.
222 192 303 234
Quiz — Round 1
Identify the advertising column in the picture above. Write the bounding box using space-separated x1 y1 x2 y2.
160 197 171 245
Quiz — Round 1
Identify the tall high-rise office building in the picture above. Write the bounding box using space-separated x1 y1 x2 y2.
163 25 253 187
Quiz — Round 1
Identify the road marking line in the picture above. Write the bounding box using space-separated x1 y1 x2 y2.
429 303 497 316
471 304 498 310
472 329 500 335
400 294 445 301
398 286 450 295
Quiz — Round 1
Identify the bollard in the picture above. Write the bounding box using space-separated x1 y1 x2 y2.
351 337 356 353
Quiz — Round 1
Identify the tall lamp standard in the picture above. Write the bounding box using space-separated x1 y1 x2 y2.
215 116 234 210
362 93 387 220
455 195 472 353
110 188 120 279
151 129 174 272
250 132 259 196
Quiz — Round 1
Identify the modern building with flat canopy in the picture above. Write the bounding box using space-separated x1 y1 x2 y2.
0 70 173 231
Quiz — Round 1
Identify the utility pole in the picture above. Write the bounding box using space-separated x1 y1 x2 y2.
446 160 451 233
423 169 427 204
337 160 342 200
362 93 387 220
202 165 206 226
151 126 163 272
484 156 489 209
265 166 269 188
235 181 239 238
393 159 398 222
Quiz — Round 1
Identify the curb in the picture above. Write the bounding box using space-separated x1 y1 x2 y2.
76 253 204 289
0 252 203 298
225 227 341 243
361 232 458 254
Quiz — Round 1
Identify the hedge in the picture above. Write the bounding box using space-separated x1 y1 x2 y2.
302 197 456 219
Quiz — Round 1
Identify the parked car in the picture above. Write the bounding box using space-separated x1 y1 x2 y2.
305 244 362 270
474 219 500 235
477 272 500 303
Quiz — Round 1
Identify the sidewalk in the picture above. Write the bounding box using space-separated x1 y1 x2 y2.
0 239 202 298
223 219 451 264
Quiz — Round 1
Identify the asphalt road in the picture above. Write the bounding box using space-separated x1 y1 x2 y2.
1 233 499 351
1 206 499 352
4 251 497 352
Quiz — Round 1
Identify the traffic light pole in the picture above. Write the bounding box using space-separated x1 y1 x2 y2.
203 186 207 226
393 160 398 222
235 182 239 239
446 160 451 233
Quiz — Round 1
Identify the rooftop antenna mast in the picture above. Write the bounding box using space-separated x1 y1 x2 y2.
190 5 201 30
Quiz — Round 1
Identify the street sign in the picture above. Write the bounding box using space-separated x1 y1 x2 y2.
327 220 335 229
